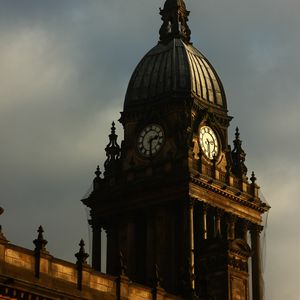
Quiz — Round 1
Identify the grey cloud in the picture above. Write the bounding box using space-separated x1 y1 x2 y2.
0 1 299 299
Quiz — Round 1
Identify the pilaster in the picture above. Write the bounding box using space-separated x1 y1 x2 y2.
251 224 264 300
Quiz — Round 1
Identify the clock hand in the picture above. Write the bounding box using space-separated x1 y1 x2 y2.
205 139 211 157
149 134 159 154
205 138 215 158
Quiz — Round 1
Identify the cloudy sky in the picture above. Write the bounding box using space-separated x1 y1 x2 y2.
0 0 299 299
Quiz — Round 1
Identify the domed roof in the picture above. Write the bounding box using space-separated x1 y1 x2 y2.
124 39 227 110
124 0 227 110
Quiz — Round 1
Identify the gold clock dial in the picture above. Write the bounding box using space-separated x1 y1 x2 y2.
199 126 219 159
137 124 164 157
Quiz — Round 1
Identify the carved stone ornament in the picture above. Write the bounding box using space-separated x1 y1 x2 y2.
159 0 191 44
229 238 251 258
231 127 248 178
104 122 121 176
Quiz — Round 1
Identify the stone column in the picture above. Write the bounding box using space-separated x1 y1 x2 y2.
227 214 236 240
251 224 263 300
242 220 249 242
202 204 208 240
146 211 154 282
188 199 195 290
106 224 119 275
91 220 102 272
126 219 135 279
215 209 222 238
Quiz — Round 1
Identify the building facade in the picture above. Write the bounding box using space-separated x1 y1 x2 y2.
0 0 269 299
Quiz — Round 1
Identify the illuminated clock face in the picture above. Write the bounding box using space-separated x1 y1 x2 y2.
137 124 164 157
199 126 219 159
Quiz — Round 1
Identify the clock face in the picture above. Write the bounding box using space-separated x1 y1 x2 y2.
137 124 164 157
199 126 219 160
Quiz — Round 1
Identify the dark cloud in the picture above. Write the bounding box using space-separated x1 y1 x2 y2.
0 1 298 299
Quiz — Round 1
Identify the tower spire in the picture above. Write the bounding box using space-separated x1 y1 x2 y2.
104 122 121 177
159 0 191 44
231 127 248 178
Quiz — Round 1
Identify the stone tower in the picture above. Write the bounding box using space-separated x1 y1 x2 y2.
83 1 270 299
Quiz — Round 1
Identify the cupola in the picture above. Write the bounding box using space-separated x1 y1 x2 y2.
124 0 227 111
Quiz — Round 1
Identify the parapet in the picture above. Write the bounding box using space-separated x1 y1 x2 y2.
0 225 181 300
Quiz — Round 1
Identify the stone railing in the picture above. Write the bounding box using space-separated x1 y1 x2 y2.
0 222 181 300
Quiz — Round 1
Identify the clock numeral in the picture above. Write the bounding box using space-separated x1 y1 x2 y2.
199 126 219 160
137 124 165 157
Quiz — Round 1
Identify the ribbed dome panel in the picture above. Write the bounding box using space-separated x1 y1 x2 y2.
124 39 227 110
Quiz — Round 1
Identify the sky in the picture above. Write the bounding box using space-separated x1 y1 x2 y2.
0 0 299 299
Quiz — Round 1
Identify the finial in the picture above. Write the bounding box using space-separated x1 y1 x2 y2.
33 225 47 252
235 127 240 140
37 225 44 239
95 165 101 178
104 121 121 177
75 239 89 265
93 165 103 191
250 171 257 185
111 121 116 133
250 171 257 198
159 0 191 44
231 127 247 178
79 239 85 252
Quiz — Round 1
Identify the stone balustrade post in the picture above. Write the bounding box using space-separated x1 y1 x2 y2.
75 239 89 291
33 226 48 278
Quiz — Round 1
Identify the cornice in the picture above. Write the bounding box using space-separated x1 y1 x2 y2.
190 174 269 214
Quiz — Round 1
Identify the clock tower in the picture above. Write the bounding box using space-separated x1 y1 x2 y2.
83 0 270 299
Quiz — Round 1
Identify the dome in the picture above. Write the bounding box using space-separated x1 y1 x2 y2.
124 39 227 110
124 0 227 111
